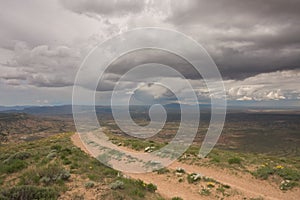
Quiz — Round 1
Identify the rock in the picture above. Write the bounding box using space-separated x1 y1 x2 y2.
193 173 202 181
175 172 183 177
176 167 185 173
144 146 151 152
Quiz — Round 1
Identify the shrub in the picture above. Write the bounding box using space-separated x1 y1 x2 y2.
187 173 201 184
38 164 70 185
200 188 211 196
0 185 58 200
11 152 31 160
84 181 95 188
216 186 225 194
46 152 56 160
19 168 40 185
62 159 72 165
276 168 300 181
280 180 298 190
146 183 157 192
131 189 145 198
154 167 170 174
228 157 242 165
221 184 231 189
253 165 300 181
61 148 72 155
172 197 183 200
211 156 220 163
0 159 27 174
70 162 79 170
102 167 118 177
1 152 30 174
51 144 62 151
110 180 125 190
252 166 274 180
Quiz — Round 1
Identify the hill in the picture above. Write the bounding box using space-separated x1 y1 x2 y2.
0 132 163 200
0 113 74 143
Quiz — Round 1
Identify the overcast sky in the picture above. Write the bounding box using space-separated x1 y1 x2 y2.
0 0 300 107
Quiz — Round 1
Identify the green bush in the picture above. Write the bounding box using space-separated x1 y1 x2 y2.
110 180 125 190
50 144 62 151
172 197 183 200
228 157 242 165
84 181 95 188
38 164 70 185
19 168 40 185
61 148 72 155
211 156 220 163
216 186 225 194
252 166 274 180
253 165 300 182
131 189 145 198
0 152 31 174
200 188 211 196
70 162 79 170
280 180 298 190
0 185 58 200
154 167 170 174
276 168 300 181
0 159 27 174
46 152 56 160
146 183 157 192
62 159 71 165
10 152 31 160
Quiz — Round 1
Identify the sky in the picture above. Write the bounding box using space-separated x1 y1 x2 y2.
0 0 300 107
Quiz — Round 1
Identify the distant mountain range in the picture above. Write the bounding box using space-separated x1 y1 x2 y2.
0 106 31 112
1 103 300 116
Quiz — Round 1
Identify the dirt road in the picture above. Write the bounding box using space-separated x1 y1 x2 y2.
71 133 300 200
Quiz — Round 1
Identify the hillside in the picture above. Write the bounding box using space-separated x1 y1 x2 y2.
0 113 74 143
0 132 163 200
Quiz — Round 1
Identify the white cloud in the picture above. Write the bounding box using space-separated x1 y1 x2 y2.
2 42 82 88
225 70 300 101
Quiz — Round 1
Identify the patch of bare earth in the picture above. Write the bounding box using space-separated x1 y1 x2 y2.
71 133 300 200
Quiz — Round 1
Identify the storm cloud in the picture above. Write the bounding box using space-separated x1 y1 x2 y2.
167 0 300 79
61 0 146 17
0 0 300 105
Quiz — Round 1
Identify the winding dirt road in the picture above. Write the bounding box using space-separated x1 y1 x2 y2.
71 133 300 200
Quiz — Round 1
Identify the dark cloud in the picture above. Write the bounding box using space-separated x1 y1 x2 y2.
101 45 300 81
167 0 300 79
103 48 201 80
213 45 300 79
60 0 146 17
169 0 300 26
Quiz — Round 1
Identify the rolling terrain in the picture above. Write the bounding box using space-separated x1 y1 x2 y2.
1 106 300 199
0 113 74 143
